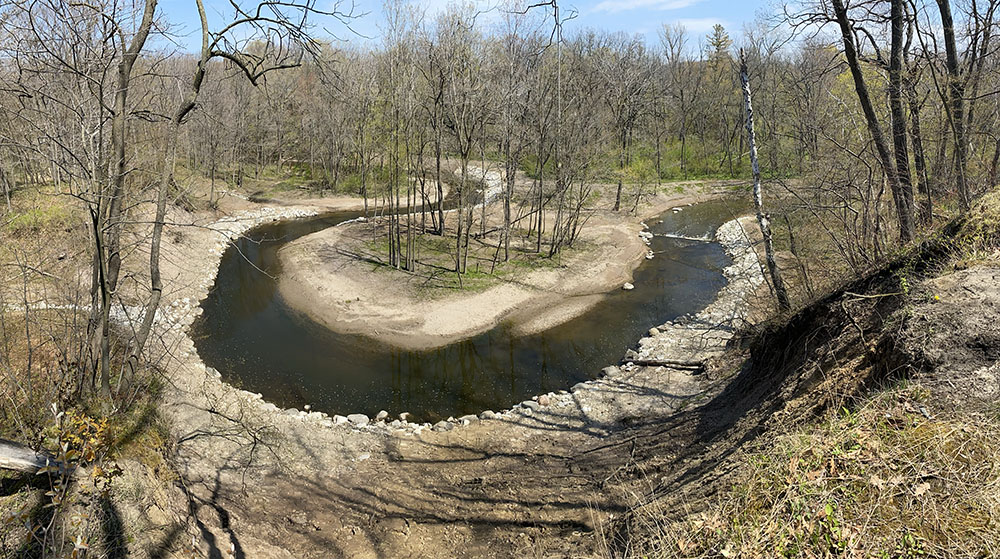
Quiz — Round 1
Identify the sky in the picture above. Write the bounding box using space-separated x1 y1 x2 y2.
569 0 763 38
155 0 771 52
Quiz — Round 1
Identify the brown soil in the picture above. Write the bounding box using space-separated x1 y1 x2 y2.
901 264 1000 409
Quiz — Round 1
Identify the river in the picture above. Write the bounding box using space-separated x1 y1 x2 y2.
191 197 748 423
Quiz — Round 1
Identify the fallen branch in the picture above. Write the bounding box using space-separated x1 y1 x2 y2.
844 291 904 300
624 359 704 370
0 439 63 475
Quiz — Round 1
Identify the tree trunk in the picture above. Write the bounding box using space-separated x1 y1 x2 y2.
832 0 914 242
936 0 971 210
906 79 932 223
209 160 216 206
361 145 369 219
503 155 513 262
0 163 11 213
134 0 209 363
614 131 625 211
990 137 1000 186
457 159 466 274
535 140 545 253
740 51 790 311
92 0 157 400
435 125 445 235
889 0 916 234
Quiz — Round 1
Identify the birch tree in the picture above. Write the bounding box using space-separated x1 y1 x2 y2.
740 50 790 311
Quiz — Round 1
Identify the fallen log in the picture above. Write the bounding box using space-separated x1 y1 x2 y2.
624 359 705 370
0 439 62 475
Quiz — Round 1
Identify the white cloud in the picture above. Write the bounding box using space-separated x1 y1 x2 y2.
671 17 729 34
592 0 702 14
408 0 496 18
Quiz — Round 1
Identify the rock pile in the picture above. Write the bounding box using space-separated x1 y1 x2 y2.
630 217 764 364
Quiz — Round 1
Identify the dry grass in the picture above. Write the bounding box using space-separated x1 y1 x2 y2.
0 308 89 441
621 384 1000 558
614 188 1000 559
949 190 1000 268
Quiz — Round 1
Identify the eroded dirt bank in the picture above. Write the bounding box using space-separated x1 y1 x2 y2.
143 190 765 558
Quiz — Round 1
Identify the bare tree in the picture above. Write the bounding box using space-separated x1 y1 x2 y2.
595 33 652 211
741 50 790 311
889 0 917 236
831 0 915 242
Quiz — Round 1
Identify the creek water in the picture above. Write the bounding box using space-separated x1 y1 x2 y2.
191 197 749 422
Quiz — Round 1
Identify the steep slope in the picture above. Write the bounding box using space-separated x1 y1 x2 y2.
610 190 1000 558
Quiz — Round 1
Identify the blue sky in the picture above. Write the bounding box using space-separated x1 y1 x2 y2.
572 0 764 38
157 0 770 52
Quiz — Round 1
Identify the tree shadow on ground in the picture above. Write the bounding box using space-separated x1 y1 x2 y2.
99 492 128 559
0 471 48 496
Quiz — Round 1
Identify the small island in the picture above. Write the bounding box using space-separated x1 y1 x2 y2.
277 172 717 349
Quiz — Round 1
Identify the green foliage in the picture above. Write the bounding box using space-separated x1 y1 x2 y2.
626 155 656 185
521 137 800 184
707 24 733 60
3 203 74 237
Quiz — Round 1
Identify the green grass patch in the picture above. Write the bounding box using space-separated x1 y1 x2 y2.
363 225 573 294
2 196 75 237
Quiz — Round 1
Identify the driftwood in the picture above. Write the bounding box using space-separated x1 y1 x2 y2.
625 359 704 371
0 438 61 474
